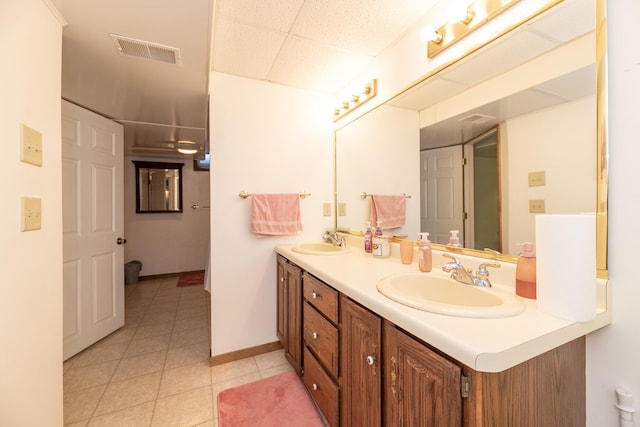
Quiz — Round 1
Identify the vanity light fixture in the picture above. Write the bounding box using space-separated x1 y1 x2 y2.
333 79 377 122
176 140 198 155
427 0 521 58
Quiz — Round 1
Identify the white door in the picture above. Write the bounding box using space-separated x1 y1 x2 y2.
420 146 464 244
62 100 125 360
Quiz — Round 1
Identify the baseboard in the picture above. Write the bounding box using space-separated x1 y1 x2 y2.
140 269 205 281
210 341 283 366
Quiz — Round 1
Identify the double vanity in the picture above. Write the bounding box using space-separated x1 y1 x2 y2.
276 239 610 426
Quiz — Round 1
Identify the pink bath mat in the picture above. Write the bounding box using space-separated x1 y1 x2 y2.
217 370 324 427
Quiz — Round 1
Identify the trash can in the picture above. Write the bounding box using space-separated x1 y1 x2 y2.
124 260 142 284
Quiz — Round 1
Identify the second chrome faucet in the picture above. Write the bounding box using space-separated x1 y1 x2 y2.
441 254 500 288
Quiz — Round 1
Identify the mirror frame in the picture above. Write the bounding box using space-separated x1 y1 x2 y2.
333 0 608 278
133 160 184 214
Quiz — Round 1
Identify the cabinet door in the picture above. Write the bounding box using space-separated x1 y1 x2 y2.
383 321 462 427
284 260 302 375
277 256 303 375
276 256 286 345
340 296 382 427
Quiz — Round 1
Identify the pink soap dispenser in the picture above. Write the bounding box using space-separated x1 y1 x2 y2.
516 242 537 299
375 220 383 236
364 222 373 253
418 232 432 272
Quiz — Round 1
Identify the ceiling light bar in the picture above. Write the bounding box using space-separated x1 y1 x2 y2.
333 79 377 122
427 0 521 58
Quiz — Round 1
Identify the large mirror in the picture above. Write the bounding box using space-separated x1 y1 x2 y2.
335 0 607 273
133 161 184 213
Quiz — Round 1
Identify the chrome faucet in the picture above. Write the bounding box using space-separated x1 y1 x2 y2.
441 255 500 288
323 231 346 248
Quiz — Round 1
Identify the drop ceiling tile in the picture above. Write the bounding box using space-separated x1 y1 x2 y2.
217 0 305 33
525 0 594 44
291 0 437 56
268 35 372 93
213 19 286 80
441 30 557 86
390 77 468 110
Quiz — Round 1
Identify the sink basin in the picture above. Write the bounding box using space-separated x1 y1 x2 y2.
377 273 524 318
292 243 351 255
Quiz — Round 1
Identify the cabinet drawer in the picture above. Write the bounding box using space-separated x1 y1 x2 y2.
304 302 339 378
303 347 339 427
303 273 338 324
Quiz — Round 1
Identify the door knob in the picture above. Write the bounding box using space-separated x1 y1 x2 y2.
117 237 127 245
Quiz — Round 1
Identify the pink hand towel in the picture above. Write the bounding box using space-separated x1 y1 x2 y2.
370 195 406 230
250 193 302 237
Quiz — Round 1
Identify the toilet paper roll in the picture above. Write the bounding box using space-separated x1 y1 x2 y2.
535 214 596 322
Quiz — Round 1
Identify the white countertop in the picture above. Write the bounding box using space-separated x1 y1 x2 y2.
276 241 611 373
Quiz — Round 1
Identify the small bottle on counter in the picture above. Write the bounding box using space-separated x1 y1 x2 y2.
418 232 432 272
516 242 537 299
375 220 383 236
364 221 373 253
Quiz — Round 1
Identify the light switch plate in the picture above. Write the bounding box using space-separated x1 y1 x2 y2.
322 202 332 216
20 124 43 167
338 203 347 216
21 197 42 231
529 199 545 213
528 171 545 187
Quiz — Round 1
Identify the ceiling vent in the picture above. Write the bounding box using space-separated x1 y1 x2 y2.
109 34 181 66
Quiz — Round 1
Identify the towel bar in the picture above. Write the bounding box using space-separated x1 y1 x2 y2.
239 190 311 199
360 192 411 199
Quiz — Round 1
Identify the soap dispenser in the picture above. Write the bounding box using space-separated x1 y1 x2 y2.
375 220 383 236
516 242 537 299
448 230 461 247
364 222 373 253
418 232 432 272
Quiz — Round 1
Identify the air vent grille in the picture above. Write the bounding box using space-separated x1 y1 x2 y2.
110 34 181 65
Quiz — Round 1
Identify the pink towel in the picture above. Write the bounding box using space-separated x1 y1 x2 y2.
370 195 406 230
250 193 302 237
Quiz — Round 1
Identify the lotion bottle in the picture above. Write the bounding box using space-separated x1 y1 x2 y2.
418 232 432 272
364 222 373 253
516 242 537 299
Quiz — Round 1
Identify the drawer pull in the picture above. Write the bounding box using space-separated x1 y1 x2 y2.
311 291 318 299
312 332 319 339
312 383 319 391
366 355 376 365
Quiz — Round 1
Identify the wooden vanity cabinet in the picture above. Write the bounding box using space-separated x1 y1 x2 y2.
276 255 302 375
276 256 586 426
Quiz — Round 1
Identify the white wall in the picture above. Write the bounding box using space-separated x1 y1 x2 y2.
0 0 64 425
124 155 210 276
586 1 640 424
209 73 333 356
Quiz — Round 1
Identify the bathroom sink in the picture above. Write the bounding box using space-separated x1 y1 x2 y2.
292 243 351 255
376 273 524 318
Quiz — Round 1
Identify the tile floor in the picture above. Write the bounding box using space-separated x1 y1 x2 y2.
62 276 293 426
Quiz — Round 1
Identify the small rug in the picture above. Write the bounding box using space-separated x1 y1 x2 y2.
217 371 324 427
176 272 204 287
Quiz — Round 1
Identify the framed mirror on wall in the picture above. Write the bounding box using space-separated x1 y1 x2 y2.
334 0 608 276
133 161 184 213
